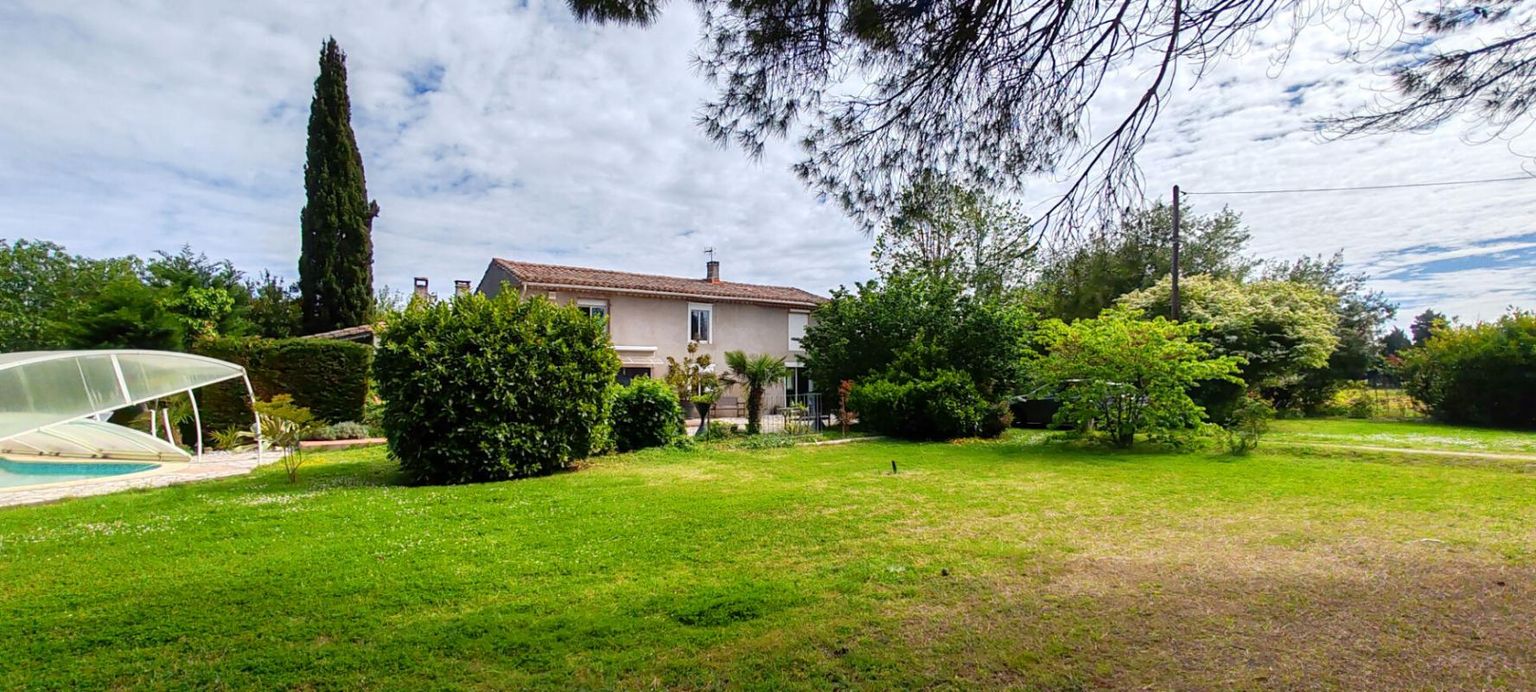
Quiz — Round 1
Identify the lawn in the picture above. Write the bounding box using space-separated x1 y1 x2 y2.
3 431 1535 688
1270 418 1536 455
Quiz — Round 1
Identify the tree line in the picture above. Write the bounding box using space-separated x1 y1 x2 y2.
797 177 1509 444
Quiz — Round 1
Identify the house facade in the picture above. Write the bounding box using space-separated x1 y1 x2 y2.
476 257 824 409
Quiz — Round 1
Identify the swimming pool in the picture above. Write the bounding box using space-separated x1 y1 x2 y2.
0 459 161 489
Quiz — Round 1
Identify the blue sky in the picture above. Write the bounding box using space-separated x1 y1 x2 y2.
1 0 1533 327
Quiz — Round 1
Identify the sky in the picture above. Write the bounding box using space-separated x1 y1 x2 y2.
1 0 1532 328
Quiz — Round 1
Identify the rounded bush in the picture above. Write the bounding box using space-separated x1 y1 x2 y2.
373 292 619 484
611 377 684 452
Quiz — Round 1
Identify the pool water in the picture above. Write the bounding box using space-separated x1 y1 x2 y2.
0 459 161 489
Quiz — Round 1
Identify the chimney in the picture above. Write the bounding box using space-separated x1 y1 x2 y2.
413 277 430 299
454 280 471 295
706 260 720 284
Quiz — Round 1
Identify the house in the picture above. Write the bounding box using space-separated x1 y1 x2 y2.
476 257 825 409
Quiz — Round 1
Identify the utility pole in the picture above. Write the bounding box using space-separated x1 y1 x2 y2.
1170 184 1182 321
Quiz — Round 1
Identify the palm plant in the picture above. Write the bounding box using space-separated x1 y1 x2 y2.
226 395 322 483
725 351 789 435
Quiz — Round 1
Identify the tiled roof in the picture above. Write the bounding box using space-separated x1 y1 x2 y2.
492 258 826 307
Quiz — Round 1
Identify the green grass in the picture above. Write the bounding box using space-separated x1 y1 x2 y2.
1271 418 1536 455
3 429 1536 688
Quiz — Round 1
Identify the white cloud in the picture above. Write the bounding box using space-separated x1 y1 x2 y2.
0 0 871 297
0 0 1530 326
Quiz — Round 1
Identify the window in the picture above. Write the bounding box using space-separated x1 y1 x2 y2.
788 312 809 351
617 367 652 385
576 299 608 321
689 303 712 343
785 366 813 399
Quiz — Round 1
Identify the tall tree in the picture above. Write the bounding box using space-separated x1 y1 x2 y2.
1411 309 1449 346
300 37 379 335
1030 201 1255 321
247 271 304 339
1381 327 1411 357
872 175 1034 300
568 0 1536 230
146 246 254 340
1263 252 1397 412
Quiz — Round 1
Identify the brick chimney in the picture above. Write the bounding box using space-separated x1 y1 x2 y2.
413 277 430 299
706 260 721 284
454 280 471 295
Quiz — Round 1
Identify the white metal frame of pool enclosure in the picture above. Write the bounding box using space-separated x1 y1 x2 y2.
0 350 264 463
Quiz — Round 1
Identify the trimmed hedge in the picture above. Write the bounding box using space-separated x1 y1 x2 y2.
374 291 619 484
849 370 1006 441
611 377 684 452
193 336 372 432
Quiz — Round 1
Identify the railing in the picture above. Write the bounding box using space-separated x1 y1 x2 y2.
761 393 824 435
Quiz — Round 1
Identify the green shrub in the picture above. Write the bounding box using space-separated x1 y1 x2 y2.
1327 382 1381 419
697 420 740 441
611 377 684 452
193 336 372 432
373 291 618 484
1401 312 1536 428
849 370 1001 441
214 395 321 482
303 421 372 441
1222 393 1274 454
739 434 795 449
1030 308 1243 448
362 399 385 432
210 425 247 451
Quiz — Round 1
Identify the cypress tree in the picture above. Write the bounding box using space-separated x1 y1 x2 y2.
299 37 378 334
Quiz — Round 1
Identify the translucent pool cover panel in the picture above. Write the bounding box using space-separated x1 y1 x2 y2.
0 350 245 443
0 419 191 462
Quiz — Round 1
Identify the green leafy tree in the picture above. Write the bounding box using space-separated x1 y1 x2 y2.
1381 327 1411 358
1120 275 1338 419
246 271 303 338
724 351 789 434
801 272 1032 399
1030 308 1242 448
873 175 1034 299
0 239 140 351
1400 311 1536 429
70 276 184 350
1410 309 1449 347
1263 252 1397 411
803 273 1031 439
1032 202 1256 321
145 246 254 339
300 37 379 335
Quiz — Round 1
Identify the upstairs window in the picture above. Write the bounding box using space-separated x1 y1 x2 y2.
788 311 809 351
689 303 713 343
577 299 608 322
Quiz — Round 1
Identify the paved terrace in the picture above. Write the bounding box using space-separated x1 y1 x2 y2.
0 450 276 508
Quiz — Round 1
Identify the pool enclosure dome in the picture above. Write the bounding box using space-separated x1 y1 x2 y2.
0 350 263 463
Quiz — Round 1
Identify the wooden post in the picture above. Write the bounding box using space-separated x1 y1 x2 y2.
1171 184 1182 321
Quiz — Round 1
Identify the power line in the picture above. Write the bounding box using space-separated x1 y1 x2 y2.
1183 173 1536 197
